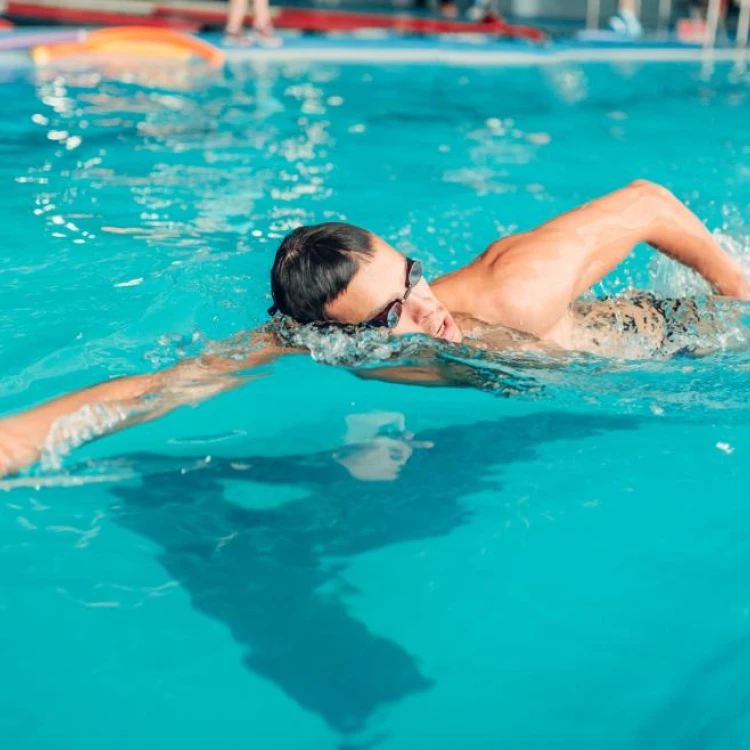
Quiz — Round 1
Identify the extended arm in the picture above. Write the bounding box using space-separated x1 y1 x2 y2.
491 180 750 336
0 332 287 477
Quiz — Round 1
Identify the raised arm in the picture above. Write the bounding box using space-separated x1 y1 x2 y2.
0 331 288 477
491 180 750 337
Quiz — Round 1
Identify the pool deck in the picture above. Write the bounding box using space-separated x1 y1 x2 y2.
0 26 747 66
219 33 749 64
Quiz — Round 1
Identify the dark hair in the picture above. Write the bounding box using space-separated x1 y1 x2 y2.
269 222 374 323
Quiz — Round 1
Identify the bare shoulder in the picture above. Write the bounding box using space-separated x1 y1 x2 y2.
478 230 532 264
479 228 582 292
469 229 584 335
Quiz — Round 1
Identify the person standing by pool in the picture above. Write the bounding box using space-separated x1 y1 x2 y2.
225 0 279 45
0 180 748 476
609 0 643 36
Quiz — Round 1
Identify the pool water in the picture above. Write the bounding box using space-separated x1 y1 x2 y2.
3 56 750 749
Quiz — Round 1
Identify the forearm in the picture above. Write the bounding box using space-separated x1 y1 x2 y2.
355 362 476 387
0 332 285 477
558 180 749 300
634 181 749 298
0 373 161 476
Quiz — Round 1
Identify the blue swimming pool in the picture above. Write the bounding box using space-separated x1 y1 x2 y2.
3 53 750 749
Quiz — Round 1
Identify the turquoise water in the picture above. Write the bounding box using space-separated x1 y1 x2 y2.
3 57 750 749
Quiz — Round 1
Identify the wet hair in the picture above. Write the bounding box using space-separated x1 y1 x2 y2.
269 222 374 323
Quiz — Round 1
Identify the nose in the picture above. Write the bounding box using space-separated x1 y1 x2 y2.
404 292 439 326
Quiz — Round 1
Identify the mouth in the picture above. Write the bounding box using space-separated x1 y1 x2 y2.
435 314 453 340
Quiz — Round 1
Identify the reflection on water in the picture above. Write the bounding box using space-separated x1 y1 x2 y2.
333 411 434 482
19 60 334 258
99 411 640 740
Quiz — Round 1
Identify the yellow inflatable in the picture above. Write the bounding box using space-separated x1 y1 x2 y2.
32 27 224 66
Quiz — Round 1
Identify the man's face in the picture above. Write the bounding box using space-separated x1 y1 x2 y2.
324 234 461 342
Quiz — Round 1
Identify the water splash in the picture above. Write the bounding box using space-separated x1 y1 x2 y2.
272 318 400 367
40 401 131 471
267 289 750 414
650 230 750 298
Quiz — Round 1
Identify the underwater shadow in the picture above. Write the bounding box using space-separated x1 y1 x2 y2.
109 411 640 737
638 632 750 750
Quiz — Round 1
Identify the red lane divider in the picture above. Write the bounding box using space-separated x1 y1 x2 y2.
2 2 544 41
156 4 545 40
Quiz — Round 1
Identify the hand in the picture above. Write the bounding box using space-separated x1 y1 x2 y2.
0 429 37 478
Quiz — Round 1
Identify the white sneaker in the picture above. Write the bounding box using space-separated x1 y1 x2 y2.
466 0 490 22
609 8 643 37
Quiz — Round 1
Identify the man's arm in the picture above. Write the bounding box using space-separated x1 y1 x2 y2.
488 180 750 337
0 332 287 477
354 315 565 388
355 362 479 387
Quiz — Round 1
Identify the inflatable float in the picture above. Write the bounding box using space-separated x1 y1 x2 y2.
28 26 224 65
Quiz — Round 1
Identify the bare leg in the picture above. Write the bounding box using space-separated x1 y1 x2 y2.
225 0 280 46
225 0 249 36
251 0 282 46
252 0 272 31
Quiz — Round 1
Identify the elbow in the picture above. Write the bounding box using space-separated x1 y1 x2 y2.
627 180 682 229
628 179 676 202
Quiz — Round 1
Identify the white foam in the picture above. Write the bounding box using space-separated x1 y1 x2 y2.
40 402 130 472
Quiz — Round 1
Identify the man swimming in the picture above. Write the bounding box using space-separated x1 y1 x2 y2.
1 180 748 476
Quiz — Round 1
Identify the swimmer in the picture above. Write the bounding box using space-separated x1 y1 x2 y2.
1 180 748 475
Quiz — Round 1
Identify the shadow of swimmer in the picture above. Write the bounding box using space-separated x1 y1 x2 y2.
106 411 639 739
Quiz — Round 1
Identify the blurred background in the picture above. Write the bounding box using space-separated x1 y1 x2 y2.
0 0 745 45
